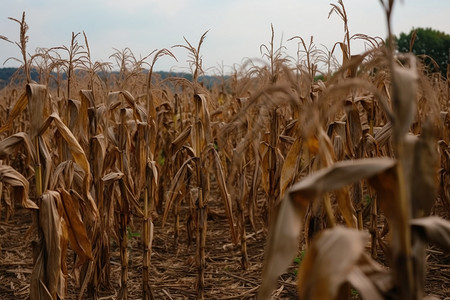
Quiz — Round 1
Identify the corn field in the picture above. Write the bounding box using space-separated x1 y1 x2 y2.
0 1 449 299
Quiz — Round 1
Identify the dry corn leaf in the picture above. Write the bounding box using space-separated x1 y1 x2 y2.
59 188 94 263
39 113 99 220
411 216 450 252
408 123 439 218
38 135 52 193
68 99 80 131
0 165 38 209
50 160 75 191
346 103 363 157
346 253 390 300
259 158 396 299
195 94 211 144
317 127 335 167
102 172 144 218
171 125 192 156
30 246 53 300
258 192 305 300
242 138 261 232
328 121 348 158
135 122 148 196
367 161 416 298
410 215 450 297
0 132 35 163
259 142 270 195
374 122 392 147
335 187 357 228
120 175 144 218
102 172 123 183
90 134 106 183
146 160 159 200
120 90 146 122
36 191 65 298
0 92 27 134
391 55 418 142
27 84 50 139
77 90 93 150
210 146 237 243
368 163 405 242
333 135 344 160
162 157 197 226
280 137 303 198
296 227 383 300
290 158 396 204
191 119 204 157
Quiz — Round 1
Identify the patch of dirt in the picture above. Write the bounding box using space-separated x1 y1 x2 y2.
0 196 449 299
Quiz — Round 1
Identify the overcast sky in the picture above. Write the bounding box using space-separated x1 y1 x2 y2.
1 0 449 74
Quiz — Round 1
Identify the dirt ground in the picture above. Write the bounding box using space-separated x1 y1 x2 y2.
0 195 449 299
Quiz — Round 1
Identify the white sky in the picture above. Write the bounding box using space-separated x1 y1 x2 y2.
1 0 449 74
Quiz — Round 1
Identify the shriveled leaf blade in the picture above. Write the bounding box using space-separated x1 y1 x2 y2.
0 132 35 163
171 125 192 155
259 157 397 299
346 103 363 156
120 90 147 122
259 143 270 195
411 216 450 252
0 92 27 134
346 253 390 300
290 158 396 204
211 147 237 243
59 188 94 263
194 94 211 144
408 123 439 218
162 157 197 226
27 84 50 139
42 113 99 220
258 194 305 300
391 55 418 142
297 227 375 300
335 187 357 228
0 165 38 209
280 137 303 198
38 191 64 298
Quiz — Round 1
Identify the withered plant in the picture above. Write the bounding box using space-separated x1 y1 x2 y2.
259 1 450 300
0 2 449 300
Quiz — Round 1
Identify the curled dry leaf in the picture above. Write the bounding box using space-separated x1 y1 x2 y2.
411 216 450 252
0 92 27 134
296 226 383 300
171 125 192 156
0 165 38 209
59 188 94 264
0 132 35 163
346 252 392 299
258 192 305 300
27 84 50 139
280 137 303 198
409 122 439 218
210 146 237 243
162 157 197 226
194 94 212 144
289 158 396 204
120 90 147 122
31 190 65 299
40 112 99 220
258 157 396 299
391 54 418 143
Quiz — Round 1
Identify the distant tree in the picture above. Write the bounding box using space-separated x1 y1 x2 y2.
396 27 450 77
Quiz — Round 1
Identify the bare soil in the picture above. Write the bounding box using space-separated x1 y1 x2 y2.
0 196 449 299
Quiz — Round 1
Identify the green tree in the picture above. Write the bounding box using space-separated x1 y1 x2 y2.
396 27 450 77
